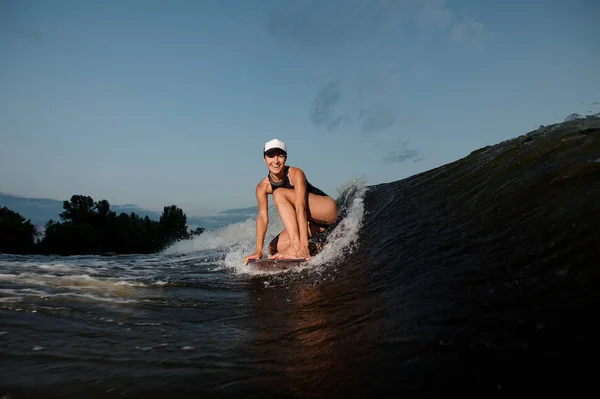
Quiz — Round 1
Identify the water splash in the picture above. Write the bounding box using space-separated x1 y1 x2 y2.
308 179 367 265
163 218 258 254
225 178 368 275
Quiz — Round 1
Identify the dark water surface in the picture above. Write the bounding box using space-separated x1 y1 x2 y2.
1 117 599 398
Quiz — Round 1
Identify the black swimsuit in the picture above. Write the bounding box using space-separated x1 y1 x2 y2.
267 166 328 197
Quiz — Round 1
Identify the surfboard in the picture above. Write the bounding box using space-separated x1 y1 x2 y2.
247 257 308 271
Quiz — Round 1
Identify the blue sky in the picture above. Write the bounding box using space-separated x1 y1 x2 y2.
1 0 599 216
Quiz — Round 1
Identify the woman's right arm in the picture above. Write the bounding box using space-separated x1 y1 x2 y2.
254 184 269 255
243 183 269 264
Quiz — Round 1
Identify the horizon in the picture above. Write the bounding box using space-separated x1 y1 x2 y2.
1 0 599 216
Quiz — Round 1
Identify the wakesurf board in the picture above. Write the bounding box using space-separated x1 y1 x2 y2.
247 257 308 271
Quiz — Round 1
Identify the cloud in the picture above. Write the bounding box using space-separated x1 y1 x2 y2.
451 15 486 50
416 0 453 30
273 1 487 132
266 0 412 48
359 102 396 134
265 0 486 52
309 79 400 134
383 141 420 163
310 81 346 131
412 0 486 50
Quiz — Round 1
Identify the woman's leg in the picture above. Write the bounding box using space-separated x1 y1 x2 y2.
268 229 289 255
272 188 301 251
305 194 338 226
269 222 328 255
270 188 338 257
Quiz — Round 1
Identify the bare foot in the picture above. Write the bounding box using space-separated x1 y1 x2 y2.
269 245 310 260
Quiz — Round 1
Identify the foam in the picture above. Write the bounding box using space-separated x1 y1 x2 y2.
162 219 258 255
0 272 144 296
162 203 286 256
37 264 80 272
0 286 137 305
0 295 23 303
0 260 110 277
0 260 156 306
42 291 138 304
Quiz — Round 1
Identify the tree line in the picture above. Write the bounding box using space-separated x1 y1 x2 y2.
0 195 204 255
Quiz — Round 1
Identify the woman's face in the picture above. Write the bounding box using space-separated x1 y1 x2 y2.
264 150 287 175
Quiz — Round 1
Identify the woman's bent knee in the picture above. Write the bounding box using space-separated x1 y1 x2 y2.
272 188 291 205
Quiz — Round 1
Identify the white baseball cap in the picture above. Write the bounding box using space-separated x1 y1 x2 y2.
264 138 287 154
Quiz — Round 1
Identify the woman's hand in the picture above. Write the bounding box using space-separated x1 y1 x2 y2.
243 250 263 264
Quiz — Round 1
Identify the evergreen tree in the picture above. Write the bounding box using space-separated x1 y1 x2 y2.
0 207 38 254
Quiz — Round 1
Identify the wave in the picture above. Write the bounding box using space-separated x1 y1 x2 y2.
1 117 599 397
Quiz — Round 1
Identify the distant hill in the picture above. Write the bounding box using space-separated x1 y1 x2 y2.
0 192 256 230
188 206 258 230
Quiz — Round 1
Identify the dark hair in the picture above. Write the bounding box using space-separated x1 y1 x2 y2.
264 149 287 157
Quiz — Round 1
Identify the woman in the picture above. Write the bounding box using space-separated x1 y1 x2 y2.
243 138 338 264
